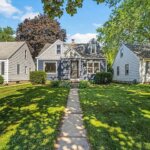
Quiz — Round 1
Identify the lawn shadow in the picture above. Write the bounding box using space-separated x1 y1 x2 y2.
79 84 150 150
0 85 69 150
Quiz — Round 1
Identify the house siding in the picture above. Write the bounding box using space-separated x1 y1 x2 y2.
113 44 140 82
37 39 107 80
8 43 35 82
140 59 150 83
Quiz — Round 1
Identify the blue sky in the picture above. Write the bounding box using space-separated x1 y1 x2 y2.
0 0 112 43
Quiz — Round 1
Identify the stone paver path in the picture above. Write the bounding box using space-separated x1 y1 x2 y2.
55 88 90 150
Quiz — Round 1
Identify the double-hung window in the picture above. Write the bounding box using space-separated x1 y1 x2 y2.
125 64 129 75
56 45 61 54
117 66 119 76
44 62 56 73
146 61 150 74
1 62 5 75
87 62 99 74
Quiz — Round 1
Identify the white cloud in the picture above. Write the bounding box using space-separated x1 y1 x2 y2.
20 12 39 21
93 23 103 28
67 33 97 43
0 0 21 16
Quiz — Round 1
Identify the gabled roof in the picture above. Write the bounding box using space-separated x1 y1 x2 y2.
38 43 51 56
125 43 150 59
0 42 25 59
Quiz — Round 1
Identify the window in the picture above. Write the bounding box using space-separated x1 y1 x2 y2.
25 50 27 59
120 49 123 57
25 66 27 74
17 64 20 75
87 62 99 74
45 62 56 73
117 66 119 76
56 45 61 54
94 63 99 73
125 64 129 75
1 62 5 75
91 44 96 53
146 61 150 74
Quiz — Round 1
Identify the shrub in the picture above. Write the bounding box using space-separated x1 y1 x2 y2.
59 80 71 88
30 71 46 84
50 80 60 87
79 80 90 88
0 75 4 84
94 72 112 84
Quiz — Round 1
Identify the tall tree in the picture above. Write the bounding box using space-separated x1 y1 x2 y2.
97 0 150 65
41 0 120 18
16 14 66 58
0 27 15 42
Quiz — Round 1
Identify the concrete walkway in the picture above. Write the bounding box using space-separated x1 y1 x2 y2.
55 88 90 150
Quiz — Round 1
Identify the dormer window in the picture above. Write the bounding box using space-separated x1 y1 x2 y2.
57 44 61 54
91 44 96 54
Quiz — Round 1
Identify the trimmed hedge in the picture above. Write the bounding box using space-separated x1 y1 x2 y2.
50 80 60 87
94 72 112 84
0 75 4 84
30 71 46 84
79 80 90 88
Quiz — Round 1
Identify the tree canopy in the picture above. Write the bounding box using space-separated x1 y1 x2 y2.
0 27 15 42
42 0 120 18
97 0 150 65
16 15 66 58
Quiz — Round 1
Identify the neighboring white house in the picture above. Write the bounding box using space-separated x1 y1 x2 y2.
112 43 150 83
0 42 35 83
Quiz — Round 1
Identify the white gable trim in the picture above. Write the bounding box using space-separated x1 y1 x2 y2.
64 48 82 58
36 39 64 59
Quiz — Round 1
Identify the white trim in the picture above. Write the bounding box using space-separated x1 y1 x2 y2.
43 61 57 75
64 48 82 58
87 61 100 74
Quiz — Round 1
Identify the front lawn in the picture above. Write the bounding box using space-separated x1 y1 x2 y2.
79 84 150 150
0 84 69 150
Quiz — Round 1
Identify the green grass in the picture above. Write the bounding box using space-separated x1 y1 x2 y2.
79 84 150 150
0 83 69 150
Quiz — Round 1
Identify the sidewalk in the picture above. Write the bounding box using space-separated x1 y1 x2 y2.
55 88 90 150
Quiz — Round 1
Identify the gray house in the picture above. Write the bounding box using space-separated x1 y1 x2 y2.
36 39 107 80
113 43 150 83
0 42 35 83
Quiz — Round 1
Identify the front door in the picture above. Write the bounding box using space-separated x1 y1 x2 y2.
71 61 78 79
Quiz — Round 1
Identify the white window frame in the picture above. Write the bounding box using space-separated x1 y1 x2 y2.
87 61 100 74
43 61 57 74
56 44 61 54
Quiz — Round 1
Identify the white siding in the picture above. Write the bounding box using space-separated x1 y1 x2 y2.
112 44 140 82
0 60 8 83
37 40 68 60
140 59 150 83
8 43 35 82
